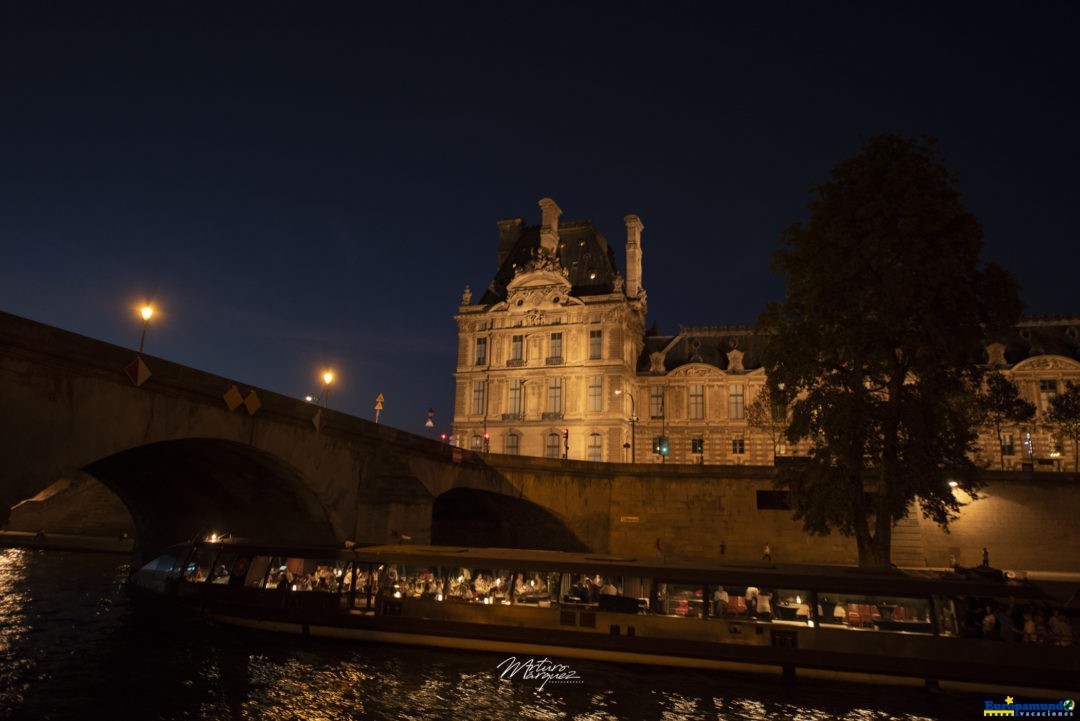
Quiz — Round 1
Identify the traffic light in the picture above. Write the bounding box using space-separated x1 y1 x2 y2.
653 436 662 454
562 429 569 459
659 435 669 456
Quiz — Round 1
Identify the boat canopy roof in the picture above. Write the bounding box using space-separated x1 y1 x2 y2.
183 540 1050 600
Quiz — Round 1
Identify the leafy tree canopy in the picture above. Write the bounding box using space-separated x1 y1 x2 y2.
760 134 1022 568
976 372 1035 470
1047 381 1080 472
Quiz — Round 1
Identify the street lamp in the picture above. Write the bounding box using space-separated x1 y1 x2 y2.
614 389 637 463
322 370 334 409
138 304 154 354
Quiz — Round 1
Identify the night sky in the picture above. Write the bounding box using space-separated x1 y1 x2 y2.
3 2 1078 433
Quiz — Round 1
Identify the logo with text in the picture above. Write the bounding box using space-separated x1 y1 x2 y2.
983 696 1075 717
496 656 583 691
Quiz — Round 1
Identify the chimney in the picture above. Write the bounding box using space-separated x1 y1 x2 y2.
624 214 644 298
496 218 524 269
538 198 562 254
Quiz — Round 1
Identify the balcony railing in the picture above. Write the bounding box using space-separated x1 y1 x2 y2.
507 358 525 367
501 413 522 421
545 356 564 366
541 411 564 421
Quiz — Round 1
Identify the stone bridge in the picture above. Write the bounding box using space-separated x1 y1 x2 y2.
3 311 1079 573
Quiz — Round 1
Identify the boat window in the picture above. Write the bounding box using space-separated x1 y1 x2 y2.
244 556 272 587
139 549 186 575
817 593 932 633
205 551 254 586
513 571 560 607
933 595 959 637
183 546 216 583
388 565 440 599
771 589 813 625
263 557 348 592
352 563 379 610
654 582 705 618
440 567 513 604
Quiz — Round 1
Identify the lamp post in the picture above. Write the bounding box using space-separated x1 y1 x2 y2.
614 389 637 463
138 305 153 354
322 370 334 409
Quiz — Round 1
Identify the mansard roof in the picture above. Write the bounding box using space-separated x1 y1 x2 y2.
479 220 620 305
990 316 1080 366
639 325 768 375
638 316 1080 377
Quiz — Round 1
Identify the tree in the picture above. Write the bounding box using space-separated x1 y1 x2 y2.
745 384 788 462
759 134 1023 569
1046 381 1080 472
975 372 1035 470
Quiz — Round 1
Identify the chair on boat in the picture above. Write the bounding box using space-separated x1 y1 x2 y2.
727 596 747 616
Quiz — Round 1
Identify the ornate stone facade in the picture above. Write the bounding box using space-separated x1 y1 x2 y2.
454 200 1080 469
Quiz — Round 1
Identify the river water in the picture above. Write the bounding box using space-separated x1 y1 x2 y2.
0 548 985 720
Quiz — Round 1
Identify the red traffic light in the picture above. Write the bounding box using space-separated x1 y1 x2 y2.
562 428 569 438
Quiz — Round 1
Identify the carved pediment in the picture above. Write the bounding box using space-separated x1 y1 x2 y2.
667 363 723 378
1012 354 1080 372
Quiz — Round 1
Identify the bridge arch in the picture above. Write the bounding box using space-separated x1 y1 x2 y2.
84 438 339 562
430 487 589 552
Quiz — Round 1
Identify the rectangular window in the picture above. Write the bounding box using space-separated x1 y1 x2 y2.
506 434 519 455
732 437 745 455
470 435 483 451
474 337 487 365
728 384 745 420
550 332 563 359
691 437 704 454
508 379 522 415
689 384 704 420
1039 379 1058 412
756 490 791 510
649 386 665 419
548 377 563 414
545 433 561 459
472 381 486 415
588 376 602 412
1001 433 1015 456
510 335 523 361
589 330 602 360
587 433 602 462
775 441 787 456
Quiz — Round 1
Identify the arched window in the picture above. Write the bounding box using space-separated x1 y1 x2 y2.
545 432 561 458
587 433 602 462
506 433 520 455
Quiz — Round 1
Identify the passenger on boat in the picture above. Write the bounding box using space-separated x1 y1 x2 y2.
712 586 728 616
757 590 773 620
600 581 618 597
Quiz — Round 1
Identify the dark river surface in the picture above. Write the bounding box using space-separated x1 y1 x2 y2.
0 548 987 720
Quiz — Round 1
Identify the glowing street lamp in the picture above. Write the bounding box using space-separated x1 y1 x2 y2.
322 370 334 408
138 304 154 354
614 389 637 463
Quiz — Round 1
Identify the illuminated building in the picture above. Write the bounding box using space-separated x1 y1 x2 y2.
453 199 1080 468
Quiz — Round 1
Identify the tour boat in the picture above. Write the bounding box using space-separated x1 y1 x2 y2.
130 539 1079 695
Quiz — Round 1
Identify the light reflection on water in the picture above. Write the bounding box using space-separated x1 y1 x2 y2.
0 549 979 720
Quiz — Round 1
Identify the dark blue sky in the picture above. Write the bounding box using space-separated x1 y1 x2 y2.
3 2 1078 433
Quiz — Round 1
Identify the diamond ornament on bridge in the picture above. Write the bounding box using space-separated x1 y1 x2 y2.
243 390 261 416
124 356 151 386
312 408 325 431
223 385 244 411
